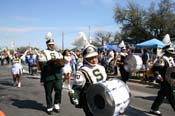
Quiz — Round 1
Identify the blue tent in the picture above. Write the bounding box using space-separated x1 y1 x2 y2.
135 38 165 48
103 45 121 51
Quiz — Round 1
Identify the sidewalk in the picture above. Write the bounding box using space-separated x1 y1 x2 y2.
128 78 159 87
23 63 158 87
107 73 159 87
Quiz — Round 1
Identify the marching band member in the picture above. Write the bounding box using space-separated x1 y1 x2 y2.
118 47 130 83
39 32 65 115
11 52 23 88
150 45 175 115
69 45 107 116
106 48 114 69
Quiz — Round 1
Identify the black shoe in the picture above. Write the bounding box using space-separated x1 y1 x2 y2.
54 109 60 113
46 110 53 115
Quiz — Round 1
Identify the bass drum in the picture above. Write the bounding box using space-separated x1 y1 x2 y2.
86 78 130 116
165 66 175 97
165 66 175 87
124 55 143 72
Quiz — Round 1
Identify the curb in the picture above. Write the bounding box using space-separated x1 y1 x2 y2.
128 78 159 86
107 74 159 86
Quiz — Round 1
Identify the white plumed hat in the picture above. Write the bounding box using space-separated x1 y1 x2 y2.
162 34 171 46
45 32 55 45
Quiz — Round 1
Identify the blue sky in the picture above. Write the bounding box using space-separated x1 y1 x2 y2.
0 0 155 50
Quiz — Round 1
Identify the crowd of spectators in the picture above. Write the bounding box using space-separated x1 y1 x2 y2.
0 46 163 84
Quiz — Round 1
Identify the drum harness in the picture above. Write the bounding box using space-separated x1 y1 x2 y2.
153 55 175 83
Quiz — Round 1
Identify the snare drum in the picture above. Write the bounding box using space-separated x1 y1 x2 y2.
86 78 130 116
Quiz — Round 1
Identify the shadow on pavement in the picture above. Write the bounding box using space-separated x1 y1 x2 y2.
0 86 6 90
145 85 160 89
135 95 156 101
11 99 46 112
0 79 12 87
135 95 169 104
123 106 150 116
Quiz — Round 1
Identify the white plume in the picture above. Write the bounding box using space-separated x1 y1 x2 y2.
162 34 171 45
79 32 90 46
74 32 90 48
45 32 52 40
119 40 126 48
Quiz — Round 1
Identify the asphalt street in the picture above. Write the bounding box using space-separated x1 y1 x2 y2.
0 64 174 116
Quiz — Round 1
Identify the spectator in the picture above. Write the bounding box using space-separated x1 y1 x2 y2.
112 50 119 75
62 49 72 90
27 53 37 75
142 49 150 81
70 51 78 79
76 53 83 69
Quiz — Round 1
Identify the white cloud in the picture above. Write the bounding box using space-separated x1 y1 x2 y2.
101 0 115 5
80 0 115 6
0 26 61 32
80 0 95 5
14 16 39 22
0 25 119 35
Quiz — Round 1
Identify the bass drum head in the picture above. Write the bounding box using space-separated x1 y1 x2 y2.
165 66 175 88
124 55 143 72
86 83 115 116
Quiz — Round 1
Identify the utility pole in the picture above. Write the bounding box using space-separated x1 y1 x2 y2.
88 25 91 39
62 32 64 51
89 25 92 43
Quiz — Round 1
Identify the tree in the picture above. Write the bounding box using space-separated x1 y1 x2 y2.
93 31 114 47
72 36 85 48
114 1 148 44
146 0 175 39
114 0 175 44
